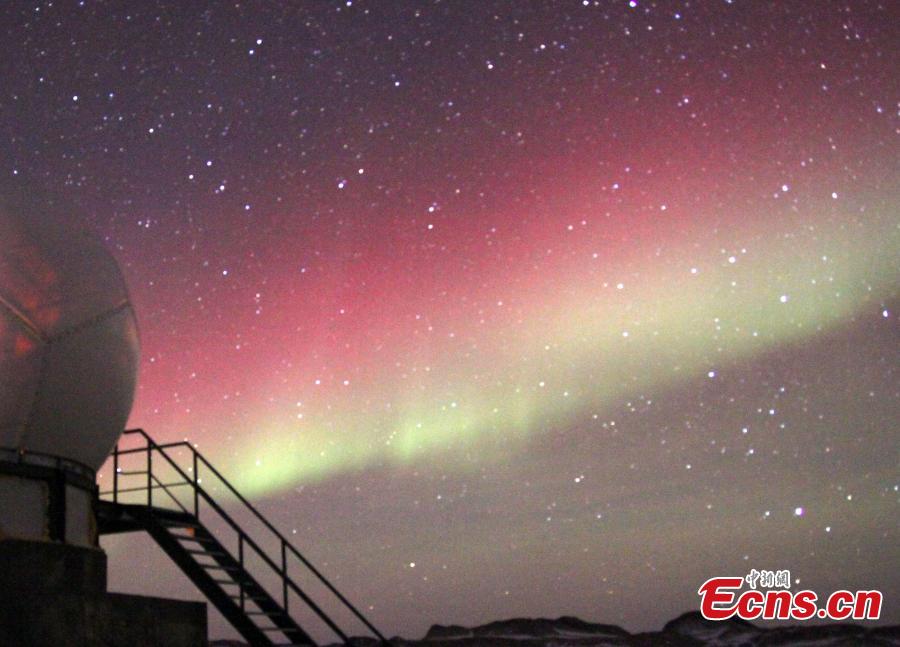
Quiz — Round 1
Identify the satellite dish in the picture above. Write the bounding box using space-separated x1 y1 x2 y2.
0 185 139 471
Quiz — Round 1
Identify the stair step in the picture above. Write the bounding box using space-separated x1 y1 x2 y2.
261 626 288 632
230 594 270 602
169 533 215 543
246 611 284 617
159 520 201 528
184 548 227 557
211 579 241 585
202 564 242 572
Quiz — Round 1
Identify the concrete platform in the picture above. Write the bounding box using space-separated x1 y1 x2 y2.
0 539 207 647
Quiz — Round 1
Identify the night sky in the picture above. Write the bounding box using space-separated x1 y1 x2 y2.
1 0 898 642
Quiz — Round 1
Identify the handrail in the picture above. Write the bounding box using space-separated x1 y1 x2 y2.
106 441 194 456
103 428 388 645
191 447 387 641
106 481 192 495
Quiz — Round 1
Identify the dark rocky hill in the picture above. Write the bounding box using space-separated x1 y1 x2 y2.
211 611 900 646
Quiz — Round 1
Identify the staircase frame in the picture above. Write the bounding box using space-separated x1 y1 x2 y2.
97 429 388 647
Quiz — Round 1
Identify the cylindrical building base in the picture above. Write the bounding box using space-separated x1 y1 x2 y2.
0 447 96 547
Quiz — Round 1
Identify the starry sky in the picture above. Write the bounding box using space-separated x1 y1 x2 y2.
1 0 898 642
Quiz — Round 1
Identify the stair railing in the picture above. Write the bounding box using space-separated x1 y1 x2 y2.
102 428 388 645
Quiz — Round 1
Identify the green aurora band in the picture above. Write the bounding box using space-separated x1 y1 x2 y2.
217 193 898 497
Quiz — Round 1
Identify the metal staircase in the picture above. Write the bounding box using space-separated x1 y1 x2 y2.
96 429 388 647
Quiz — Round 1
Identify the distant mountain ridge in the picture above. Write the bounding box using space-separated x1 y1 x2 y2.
211 610 900 646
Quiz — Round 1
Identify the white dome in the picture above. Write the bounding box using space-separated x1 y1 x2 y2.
0 187 139 471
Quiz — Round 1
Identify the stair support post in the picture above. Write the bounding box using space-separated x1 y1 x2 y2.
193 451 199 517
282 540 289 612
238 534 245 611
112 444 119 503
146 441 152 507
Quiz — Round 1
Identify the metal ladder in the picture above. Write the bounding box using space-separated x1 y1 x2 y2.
96 429 388 647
